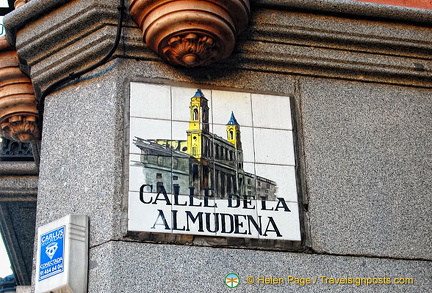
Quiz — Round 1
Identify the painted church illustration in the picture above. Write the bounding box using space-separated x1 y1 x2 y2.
134 89 277 200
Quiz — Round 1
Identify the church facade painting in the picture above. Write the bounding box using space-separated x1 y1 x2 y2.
128 83 301 241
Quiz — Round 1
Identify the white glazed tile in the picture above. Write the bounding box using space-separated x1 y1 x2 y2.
239 126 255 164
242 161 255 176
129 154 146 192
130 83 171 119
211 90 252 127
171 195 217 236
210 124 228 142
171 121 190 141
130 117 172 139
256 200 301 241
128 191 173 233
253 128 295 165
215 197 260 238
212 124 254 164
251 93 292 130
130 118 172 154
254 164 298 202
171 87 212 123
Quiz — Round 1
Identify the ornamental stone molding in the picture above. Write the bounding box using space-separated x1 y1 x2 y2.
0 36 39 143
129 0 250 67
3 0 432 90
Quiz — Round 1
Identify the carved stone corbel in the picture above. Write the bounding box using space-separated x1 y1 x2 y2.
0 36 39 143
14 0 30 9
129 0 250 67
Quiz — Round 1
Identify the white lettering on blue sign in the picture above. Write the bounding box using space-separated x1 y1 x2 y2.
39 226 65 281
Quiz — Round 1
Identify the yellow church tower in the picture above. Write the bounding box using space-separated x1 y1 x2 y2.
226 112 242 150
187 89 209 160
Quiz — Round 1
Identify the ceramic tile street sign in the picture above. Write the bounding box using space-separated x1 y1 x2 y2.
128 83 301 241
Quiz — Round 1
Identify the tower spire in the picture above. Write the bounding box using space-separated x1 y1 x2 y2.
194 89 204 97
227 112 239 126
226 112 241 149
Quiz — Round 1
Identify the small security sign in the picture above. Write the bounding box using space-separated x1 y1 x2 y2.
35 215 88 293
38 226 65 281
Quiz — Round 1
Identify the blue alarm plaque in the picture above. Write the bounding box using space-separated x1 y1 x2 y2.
35 215 88 293
38 226 65 281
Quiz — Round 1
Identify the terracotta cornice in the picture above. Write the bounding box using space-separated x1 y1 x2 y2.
14 0 30 9
0 36 39 143
129 0 250 67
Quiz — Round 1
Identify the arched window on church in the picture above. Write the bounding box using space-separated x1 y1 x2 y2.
193 108 199 121
229 130 234 140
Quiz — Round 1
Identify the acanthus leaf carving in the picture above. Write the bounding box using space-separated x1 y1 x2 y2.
162 33 219 67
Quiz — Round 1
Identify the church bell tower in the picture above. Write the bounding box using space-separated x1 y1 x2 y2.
187 89 209 160
226 112 242 150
